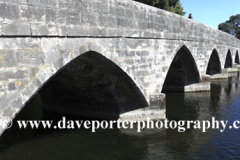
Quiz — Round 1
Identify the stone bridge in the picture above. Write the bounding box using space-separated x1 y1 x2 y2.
0 0 240 135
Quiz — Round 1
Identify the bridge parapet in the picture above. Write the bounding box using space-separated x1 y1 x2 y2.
0 0 240 136
0 0 239 47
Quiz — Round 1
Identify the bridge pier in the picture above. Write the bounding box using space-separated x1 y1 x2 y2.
184 75 210 92
118 93 166 122
210 64 240 80
222 63 238 73
210 69 228 80
162 75 210 93
226 63 238 72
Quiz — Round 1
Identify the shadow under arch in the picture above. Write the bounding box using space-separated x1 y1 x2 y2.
235 50 239 64
224 49 233 68
0 50 149 147
162 45 201 92
36 51 148 120
206 49 221 75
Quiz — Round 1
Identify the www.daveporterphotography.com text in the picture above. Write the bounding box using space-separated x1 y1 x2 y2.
2 117 240 133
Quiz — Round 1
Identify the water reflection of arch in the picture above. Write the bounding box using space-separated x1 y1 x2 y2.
235 72 240 89
224 79 232 97
209 81 222 113
228 72 239 92
166 92 212 121
162 45 201 92
206 49 221 76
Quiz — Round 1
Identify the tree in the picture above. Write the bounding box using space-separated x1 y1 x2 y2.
134 0 186 16
218 14 240 39
170 1 185 16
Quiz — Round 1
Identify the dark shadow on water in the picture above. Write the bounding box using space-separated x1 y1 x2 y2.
1 73 240 160
209 82 221 113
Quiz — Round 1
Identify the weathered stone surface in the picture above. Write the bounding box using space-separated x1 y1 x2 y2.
184 82 210 92
44 50 60 64
0 0 236 48
0 3 19 21
150 92 165 110
29 0 49 7
19 5 45 23
66 11 80 25
31 23 48 36
227 68 238 73
2 22 30 35
11 97 23 109
0 83 5 96
6 81 18 94
0 50 17 67
31 24 58 36
0 21 2 35
0 68 28 81
118 107 166 122
1 38 40 50
18 0 30 5
2 107 13 118
0 0 239 136
46 8 57 24
211 73 228 80
202 75 211 83
17 50 44 66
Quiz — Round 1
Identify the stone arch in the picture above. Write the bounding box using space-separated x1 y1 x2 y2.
162 45 201 92
224 49 233 68
38 51 148 120
206 49 221 75
235 50 239 64
2 46 149 135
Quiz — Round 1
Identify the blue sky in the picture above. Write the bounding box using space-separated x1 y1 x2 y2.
181 0 240 29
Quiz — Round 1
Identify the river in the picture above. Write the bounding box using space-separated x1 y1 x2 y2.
0 72 240 159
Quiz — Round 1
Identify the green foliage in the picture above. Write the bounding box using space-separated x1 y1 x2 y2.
169 2 186 16
218 14 240 39
134 0 186 16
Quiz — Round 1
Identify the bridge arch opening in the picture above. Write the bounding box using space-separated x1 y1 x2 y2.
162 45 201 92
235 50 239 64
26 51 148 120
206 49 221 75
224 49 233 68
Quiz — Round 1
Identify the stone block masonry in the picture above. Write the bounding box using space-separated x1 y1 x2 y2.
0 0 239 136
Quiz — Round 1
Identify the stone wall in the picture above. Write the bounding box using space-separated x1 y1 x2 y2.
0 0 238 46
0 0 240 135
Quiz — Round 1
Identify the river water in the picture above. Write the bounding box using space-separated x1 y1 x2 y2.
1 73 240 159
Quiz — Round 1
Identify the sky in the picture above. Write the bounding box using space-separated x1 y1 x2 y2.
181 0 240 29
